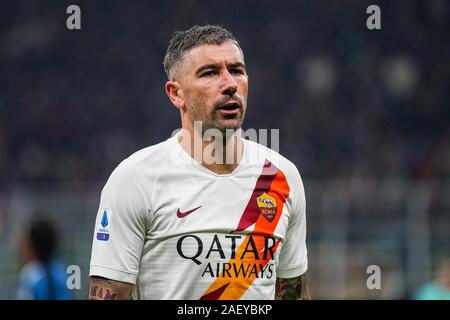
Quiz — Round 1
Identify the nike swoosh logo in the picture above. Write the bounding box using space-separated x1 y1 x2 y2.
176 206 202 218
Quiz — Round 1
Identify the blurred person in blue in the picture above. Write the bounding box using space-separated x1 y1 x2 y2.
416 257 450 300
16 219 72 300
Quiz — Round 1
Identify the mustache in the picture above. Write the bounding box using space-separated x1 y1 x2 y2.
213 96 243 110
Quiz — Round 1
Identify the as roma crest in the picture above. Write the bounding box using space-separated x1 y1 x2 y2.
256 192 278 222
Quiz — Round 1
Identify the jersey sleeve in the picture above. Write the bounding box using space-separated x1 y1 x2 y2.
276 165 308 279
89 164 149 284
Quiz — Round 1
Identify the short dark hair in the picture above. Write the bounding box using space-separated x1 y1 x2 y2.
163 25 241 80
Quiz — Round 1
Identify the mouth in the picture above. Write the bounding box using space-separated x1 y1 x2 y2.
216 101 242 114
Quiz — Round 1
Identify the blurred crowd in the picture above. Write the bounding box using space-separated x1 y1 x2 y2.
1 0 449 187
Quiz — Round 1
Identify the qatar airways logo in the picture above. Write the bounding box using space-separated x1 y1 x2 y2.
176 234 277 279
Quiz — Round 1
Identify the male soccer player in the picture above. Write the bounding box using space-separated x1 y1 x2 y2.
89 25 310 300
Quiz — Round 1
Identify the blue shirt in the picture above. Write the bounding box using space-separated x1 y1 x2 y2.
415 282 450 300
17 260 72 300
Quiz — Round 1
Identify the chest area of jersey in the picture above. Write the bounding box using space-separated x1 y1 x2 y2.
148 161 292 240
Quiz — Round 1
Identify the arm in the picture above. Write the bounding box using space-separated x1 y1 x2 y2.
89 276 134 300
275 273 311 300
89 166 148 300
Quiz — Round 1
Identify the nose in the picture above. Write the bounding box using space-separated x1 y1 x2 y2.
221 70 238 96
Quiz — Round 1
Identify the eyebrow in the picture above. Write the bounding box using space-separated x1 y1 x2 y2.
195 62 247 76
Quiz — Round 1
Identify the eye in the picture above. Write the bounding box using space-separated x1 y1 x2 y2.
230 68 245 75
201 70 218 77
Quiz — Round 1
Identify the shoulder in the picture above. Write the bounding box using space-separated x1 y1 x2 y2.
19 261 45 286
244 138 303 183
244 139 306 210
106 136 177 186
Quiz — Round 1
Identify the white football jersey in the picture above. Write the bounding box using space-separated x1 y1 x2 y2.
89 133 307 300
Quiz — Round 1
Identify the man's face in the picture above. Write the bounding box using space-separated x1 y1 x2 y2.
175 40 248 133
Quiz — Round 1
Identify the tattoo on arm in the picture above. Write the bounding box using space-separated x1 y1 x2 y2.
89 276 134 300
275 273 311 300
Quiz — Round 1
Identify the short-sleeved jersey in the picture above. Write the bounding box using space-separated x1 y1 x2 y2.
89 134 307 300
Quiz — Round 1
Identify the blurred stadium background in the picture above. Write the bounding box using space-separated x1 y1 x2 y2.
0 0 449 299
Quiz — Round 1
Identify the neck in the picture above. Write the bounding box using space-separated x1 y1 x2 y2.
178 124 244 175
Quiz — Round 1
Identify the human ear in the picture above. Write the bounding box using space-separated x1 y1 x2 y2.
165 81 185 110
